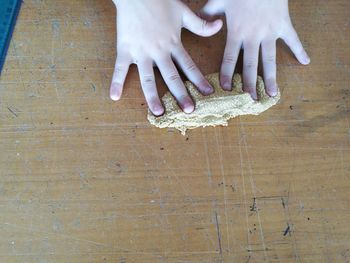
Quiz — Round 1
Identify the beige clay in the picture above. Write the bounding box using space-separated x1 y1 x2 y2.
147 73 280 135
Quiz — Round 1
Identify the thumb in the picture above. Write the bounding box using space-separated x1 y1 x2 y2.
182 8 223 37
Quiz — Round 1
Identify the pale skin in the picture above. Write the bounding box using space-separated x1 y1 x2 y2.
110 0 310 115
110 0 223 116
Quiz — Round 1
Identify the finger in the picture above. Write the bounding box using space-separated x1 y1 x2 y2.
172 45 213 96
182 7 223 37
156 56 194 114
261 39 278 97
220 37 242 90
137 60 164 116
282 26 310 65
110 52 131 101
200 0 225 18
243 41 260 100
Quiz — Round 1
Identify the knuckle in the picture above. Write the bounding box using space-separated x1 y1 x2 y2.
149 96 159 103
265 55 276 64
141 75 155 87
179 94 190 103
244 82 256 89
221 75 231 82
201 19 208 32
111 81 123 89
167 72 181 82
245 60 258 69
184 58 197 72
265 78 277 86
223 54 237 65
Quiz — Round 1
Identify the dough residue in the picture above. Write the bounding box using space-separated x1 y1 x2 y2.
147 73 280 135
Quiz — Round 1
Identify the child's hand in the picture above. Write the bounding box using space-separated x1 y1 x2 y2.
202 0 310 99
111 0 223 115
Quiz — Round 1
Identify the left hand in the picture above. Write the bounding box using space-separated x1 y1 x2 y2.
201 0 310 100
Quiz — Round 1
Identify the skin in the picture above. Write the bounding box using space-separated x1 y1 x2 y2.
201 0 311 99
110 0 223 116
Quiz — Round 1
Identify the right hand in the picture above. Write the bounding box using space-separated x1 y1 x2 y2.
201 0 310 100
110 0 223 116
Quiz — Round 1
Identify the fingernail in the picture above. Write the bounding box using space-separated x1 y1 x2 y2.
222 81 231 90
110 94 121 101
181 97 195 114
265 81 278 97
213 19 223 28
302 51 311 65
110 84 121 101
268 90 278 97
245 88 257 100
267 86 278 97
152 105 164 116
305 56 311 64
184 104 195 114
202 85 214 95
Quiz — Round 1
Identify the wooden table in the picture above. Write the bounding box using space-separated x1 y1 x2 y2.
0 0 349 262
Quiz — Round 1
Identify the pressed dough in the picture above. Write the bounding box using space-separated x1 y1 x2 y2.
147 73 280 135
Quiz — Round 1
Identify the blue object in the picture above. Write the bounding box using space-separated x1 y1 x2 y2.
0 0 22 74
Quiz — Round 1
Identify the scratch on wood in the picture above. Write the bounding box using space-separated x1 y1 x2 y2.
90 83 96 92
202 130 213 186
214 129 231 254
341 249 350 262
237 125 252 254
247 248 269 252
51 20 60 37
3 222 130 251
254 195 288 201
281 197 286 209
111 124 216 247
214 211 223 257
250 198 257 212
239 119 268 260
283 224 291 236
7 107 18 117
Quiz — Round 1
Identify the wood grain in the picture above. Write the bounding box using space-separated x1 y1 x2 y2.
0 0 349 262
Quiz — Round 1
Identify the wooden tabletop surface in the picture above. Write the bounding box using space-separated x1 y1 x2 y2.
0 0 349 262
